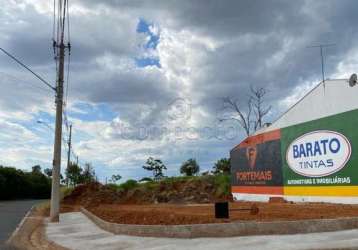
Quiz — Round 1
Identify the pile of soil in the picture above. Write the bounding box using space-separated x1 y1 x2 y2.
62 178 231 208
87 202 358 225
62 182 121 207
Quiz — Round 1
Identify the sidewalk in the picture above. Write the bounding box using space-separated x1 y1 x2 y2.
46 212 358 250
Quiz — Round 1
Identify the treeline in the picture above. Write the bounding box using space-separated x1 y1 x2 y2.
105 157 232 199
0 165 51 200
65 162 96 186
139 157 230 182
104 157 231 185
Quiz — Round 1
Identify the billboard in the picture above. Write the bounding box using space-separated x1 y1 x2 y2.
231 109 358 199
230 130 283 195
285 130 351 178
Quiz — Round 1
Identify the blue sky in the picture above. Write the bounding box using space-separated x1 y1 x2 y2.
135 19 161 68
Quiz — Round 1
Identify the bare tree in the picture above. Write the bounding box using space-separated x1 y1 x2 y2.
251 86 272 131
220 86 271 136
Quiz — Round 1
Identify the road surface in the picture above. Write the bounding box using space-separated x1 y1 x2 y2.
0 200 43 248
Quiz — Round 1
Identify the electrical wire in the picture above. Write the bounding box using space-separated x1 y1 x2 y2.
0 48 56 91
66 0 71 43
65 39 71 107
52 0 76 165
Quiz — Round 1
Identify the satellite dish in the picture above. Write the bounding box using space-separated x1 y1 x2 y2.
349 73 357 87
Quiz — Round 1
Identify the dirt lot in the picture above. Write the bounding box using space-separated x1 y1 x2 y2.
85 202 358 225
61 183 358 225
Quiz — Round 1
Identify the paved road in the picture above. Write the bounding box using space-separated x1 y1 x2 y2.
0 200 44 247
47 212 358 250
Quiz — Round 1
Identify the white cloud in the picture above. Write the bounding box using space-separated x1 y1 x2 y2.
1 0 358 181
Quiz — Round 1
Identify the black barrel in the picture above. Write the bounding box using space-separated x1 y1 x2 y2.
215 202 229 219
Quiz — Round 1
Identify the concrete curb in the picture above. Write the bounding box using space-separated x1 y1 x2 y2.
6 205 36 246
81 207 358 238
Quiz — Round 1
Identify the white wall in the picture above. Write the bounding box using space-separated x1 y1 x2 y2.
259 79 358 133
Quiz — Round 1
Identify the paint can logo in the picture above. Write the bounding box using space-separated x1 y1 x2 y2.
246 146 257 169
286 130 351 177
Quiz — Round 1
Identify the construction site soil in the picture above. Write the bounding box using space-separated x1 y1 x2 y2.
62 182 358 225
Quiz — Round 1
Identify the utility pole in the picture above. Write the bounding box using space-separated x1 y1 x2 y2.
1 0 71 223
50 0 71 222
50 42 65 222
307 44 336 84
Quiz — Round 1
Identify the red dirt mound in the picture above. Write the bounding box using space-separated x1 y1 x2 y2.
62 178 231 207
62 182 121 207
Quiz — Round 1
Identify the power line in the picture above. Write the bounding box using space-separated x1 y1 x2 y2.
52 0 56 42
0 47 56 91
37 120 69 145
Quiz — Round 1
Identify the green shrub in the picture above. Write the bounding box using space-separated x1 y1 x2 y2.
213 174 230 196
117 179 139 191
61 186 74 199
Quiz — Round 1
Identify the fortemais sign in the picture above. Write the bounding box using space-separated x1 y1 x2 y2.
286 131 352 177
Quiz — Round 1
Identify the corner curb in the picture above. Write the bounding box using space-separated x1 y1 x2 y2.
81 206 358 238
5 205 36 246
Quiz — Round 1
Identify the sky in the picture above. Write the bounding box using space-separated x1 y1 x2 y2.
1 0 358 182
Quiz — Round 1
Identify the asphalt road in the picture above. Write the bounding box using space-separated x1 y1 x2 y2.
0 200 44 247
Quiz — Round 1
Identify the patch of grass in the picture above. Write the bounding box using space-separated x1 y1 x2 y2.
107 179 140 192
35 200 50 210
160 175 200 184
60 186 74 199
106 174 231 198
141 181 158 190
34 200 50 216
213 174 231 196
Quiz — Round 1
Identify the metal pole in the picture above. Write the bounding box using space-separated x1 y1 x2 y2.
307 43 335 84
320 45 325 83
50 42 65 222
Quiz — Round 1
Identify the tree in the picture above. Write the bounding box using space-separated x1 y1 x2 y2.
110 174 122 183
142 157 167 181
0 166 51 200
139 177 153 182
31 165 42 175
65 162 82 186
44 168 52 177
212 158 231 175
80 163 96 184
180 159 200 176
220 86 271 136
